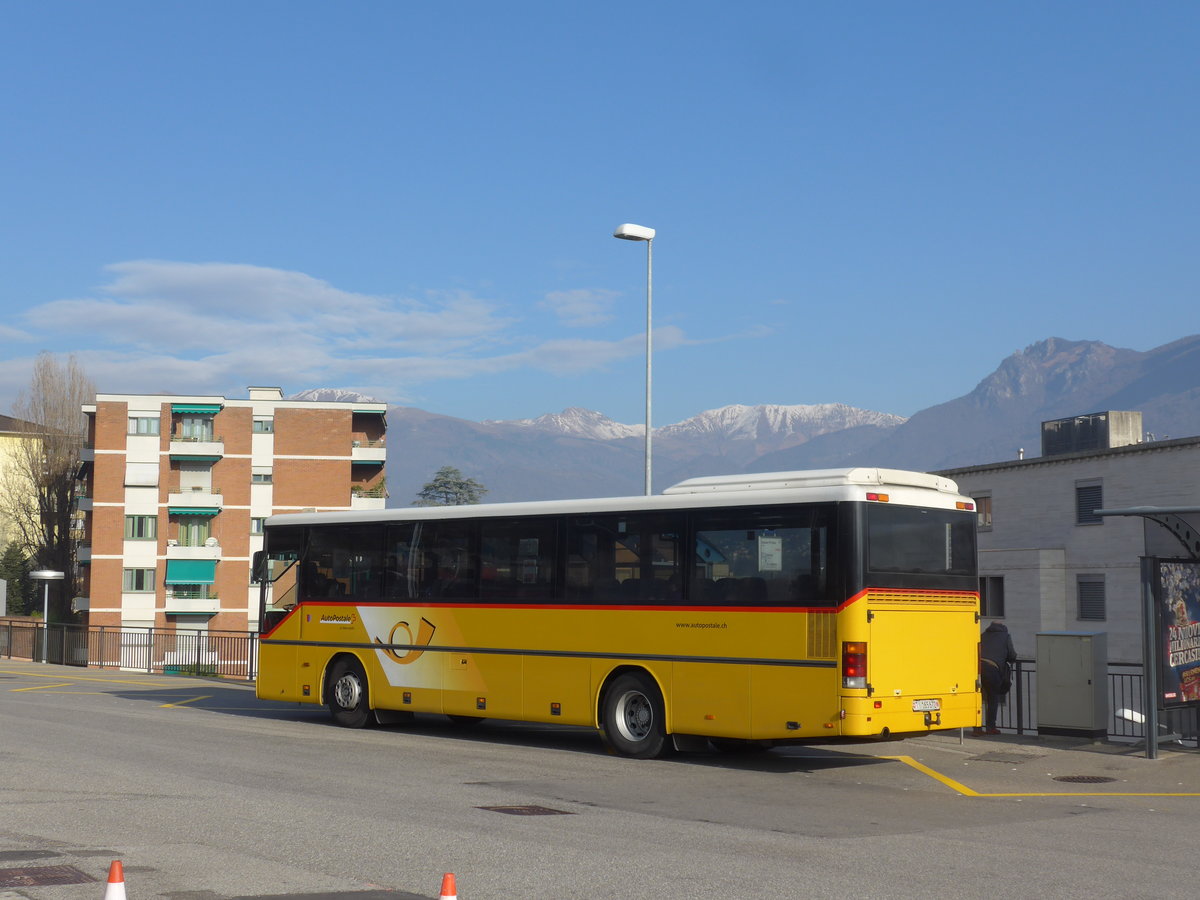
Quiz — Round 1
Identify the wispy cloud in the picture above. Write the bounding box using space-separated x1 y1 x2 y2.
0 322 32 341
540 288 620 327
2 261 711 407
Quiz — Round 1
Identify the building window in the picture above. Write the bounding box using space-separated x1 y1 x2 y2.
176 516 211 547
251 517 266 535
252 472 273 484
1077 575 1106 621
177 415 215 442
1076 481 1103 525
127 416 160 436
123 568 155 592
980 575 1005 617
973 494 993 531
125 462 160 487
252 418 274 433
124 515 157 540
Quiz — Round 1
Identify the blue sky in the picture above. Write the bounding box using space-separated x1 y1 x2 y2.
1 2 1196 426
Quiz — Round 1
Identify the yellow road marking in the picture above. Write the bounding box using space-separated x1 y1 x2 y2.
0 667 191 688
160 695 212 708
886 755 1200 798
12 682 75 692
884 755 981 796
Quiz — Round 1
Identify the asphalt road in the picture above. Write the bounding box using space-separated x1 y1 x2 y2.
2 660 1199 900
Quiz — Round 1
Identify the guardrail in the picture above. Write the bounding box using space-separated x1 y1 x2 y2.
0 621 257 681
996 659 1198 748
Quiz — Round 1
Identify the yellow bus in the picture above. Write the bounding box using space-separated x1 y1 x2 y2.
255 468 981 757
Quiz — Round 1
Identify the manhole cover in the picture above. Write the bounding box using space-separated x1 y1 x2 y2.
477 805 573 816
1052 775 1118 784
0 866 97 888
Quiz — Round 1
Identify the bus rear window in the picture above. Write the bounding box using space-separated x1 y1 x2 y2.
867 505 976 576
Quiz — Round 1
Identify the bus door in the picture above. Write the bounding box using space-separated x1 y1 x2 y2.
255 554 301 700
866 596 979 702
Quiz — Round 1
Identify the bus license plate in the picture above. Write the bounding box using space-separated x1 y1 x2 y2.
912 698 940 712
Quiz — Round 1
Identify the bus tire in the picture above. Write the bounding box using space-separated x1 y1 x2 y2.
327 657 372 728
600 671 671 759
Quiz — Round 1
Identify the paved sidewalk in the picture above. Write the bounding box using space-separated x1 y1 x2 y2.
882 727 1200 799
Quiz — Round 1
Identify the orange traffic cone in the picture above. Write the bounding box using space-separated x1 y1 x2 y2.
439 872 457 900
104 861 126 900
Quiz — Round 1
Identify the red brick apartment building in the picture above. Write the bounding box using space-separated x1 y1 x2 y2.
78 387 387 633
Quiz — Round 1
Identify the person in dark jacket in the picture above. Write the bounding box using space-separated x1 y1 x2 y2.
978 621 1018 735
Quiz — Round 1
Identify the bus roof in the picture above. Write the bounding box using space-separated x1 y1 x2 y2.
662 467 959 495
266 468 966 529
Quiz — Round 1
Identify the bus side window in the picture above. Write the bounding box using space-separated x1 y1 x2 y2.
692 506 834 608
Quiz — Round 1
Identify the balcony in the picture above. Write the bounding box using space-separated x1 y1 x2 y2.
77 542 92 563
169 433 224 458
351 438 386 463
351 493 387 510
163 593 220 615
75 495 93 512
80 443 95 463
165 539 222 561
167 486 223 510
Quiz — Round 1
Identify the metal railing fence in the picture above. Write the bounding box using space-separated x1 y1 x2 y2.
0 621 257 680
994 658 1198 748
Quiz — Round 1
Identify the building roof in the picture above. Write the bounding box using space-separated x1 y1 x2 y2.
0 414 43 434
937 434 1200 478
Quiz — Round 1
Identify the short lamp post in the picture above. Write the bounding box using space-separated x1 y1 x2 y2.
613 222 656 495
30 569 64 664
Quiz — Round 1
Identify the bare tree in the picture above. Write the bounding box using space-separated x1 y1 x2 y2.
0 353 94 621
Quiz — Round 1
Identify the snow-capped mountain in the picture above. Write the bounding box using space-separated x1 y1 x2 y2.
659 403 906 442
385 402 907 503
488 406 643 440
299 334 1200 504
290 388 382 403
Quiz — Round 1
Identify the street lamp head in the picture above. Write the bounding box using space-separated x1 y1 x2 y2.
30 569 65 581
613 223 655 242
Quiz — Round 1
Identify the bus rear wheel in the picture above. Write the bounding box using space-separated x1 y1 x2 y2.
601 672 671 759
327 657 372 728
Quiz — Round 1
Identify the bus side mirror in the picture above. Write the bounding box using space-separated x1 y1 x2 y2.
251 550 264 583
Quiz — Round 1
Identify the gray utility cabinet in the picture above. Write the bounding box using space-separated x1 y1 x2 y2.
1036 631 1108 738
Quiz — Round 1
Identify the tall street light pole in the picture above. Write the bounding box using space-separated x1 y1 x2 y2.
613 223 655 495
30 569 64 664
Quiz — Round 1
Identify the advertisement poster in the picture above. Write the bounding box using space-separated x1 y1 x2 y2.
1158 560 1200 708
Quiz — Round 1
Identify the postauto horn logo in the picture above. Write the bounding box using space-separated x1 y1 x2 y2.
374 617 437 664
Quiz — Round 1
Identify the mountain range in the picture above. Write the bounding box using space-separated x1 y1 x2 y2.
296 334 1200 504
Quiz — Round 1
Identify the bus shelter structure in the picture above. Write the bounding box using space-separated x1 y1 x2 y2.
1096 505 1200 759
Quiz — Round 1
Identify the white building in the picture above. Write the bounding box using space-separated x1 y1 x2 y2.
939 411 1200 663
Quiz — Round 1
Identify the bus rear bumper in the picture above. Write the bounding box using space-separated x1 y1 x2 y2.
839 692 980 737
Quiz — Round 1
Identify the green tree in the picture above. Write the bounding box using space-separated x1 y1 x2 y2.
414 466 488 506
0 542 34 616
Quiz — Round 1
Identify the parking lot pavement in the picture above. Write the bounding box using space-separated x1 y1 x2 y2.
867 728 1200 799
3 659 1198 803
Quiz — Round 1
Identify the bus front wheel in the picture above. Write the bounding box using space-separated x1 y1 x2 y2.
600 672 671 759
327 657 372 728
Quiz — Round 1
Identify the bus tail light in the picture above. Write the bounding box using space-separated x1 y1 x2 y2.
956 501 975 511
842 641 867 689
865 492 889 502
